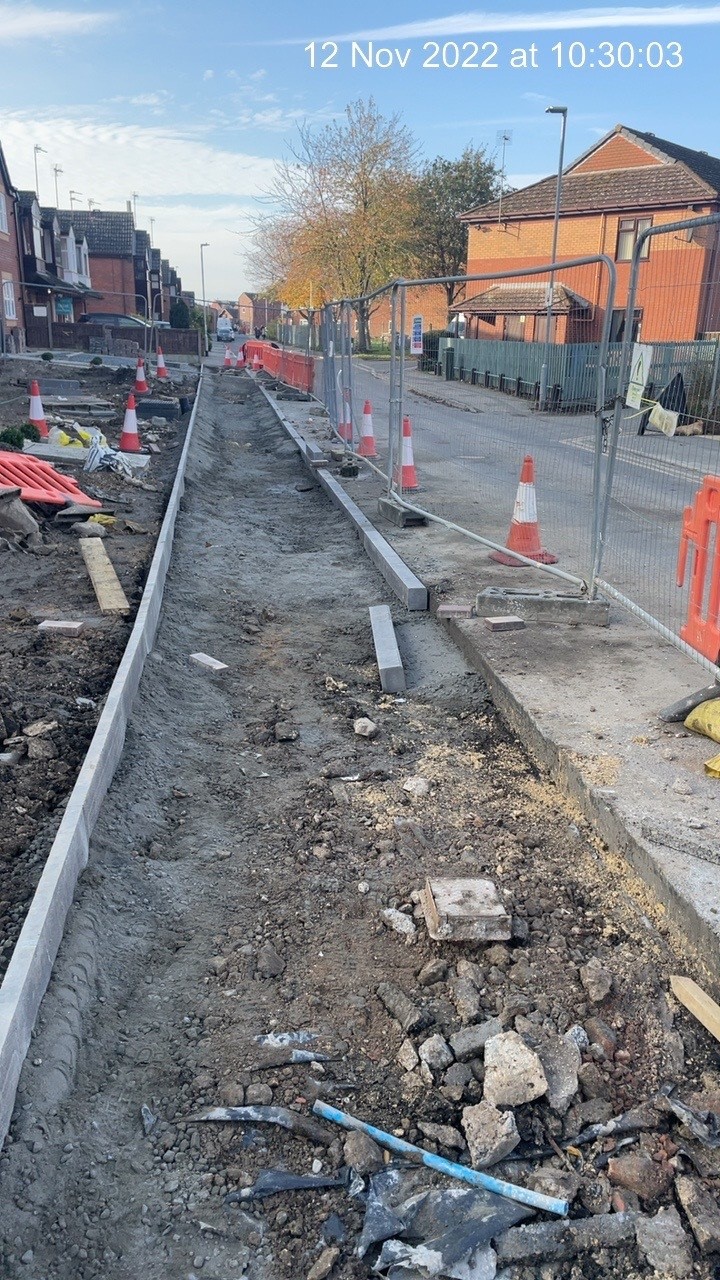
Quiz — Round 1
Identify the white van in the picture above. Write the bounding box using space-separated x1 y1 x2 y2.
216 319 234 342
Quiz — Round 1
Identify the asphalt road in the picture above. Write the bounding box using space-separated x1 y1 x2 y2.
342 357 720 636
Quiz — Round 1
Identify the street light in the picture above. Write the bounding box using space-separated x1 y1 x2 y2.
539 105 568 410
69 190 82 209
199 242 209 355
33 144 46 199
53 165 63 206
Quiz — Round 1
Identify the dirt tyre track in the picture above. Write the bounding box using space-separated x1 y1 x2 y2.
0 371 717 1280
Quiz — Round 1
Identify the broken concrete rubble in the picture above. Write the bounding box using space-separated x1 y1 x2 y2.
450 1020 502 1063
675 1174 720 1253
462 1101 520 1168
482 1032 548 1108
579 956 613 1003
635 1206 692 1277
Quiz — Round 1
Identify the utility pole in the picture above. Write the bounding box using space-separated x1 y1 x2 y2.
200 242 209 354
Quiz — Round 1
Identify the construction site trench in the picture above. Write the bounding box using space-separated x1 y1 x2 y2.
1 370 720 1280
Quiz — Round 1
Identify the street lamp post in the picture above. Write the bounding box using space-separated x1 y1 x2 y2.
33 144 46 199
539 105 568 411
199 242 209 355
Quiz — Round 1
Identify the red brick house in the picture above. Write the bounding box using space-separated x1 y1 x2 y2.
0 142 24 353
61 209 137 315
457 125 720 345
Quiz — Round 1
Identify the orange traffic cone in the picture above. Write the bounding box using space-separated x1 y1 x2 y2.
134 357 149 395
236 347 245 368
118 393 142 453
224 346 233 368
252 351 262 371
338 393 353 444
357 400 377 458
393 416 419 491
28 380 48 438
491 455 558 566
156 347 168 379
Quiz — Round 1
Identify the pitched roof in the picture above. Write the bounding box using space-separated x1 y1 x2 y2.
17 190 38 211
461 125 720 223
453 283 591 315
135 229 151 255
55 209 135 256
0 142 16 198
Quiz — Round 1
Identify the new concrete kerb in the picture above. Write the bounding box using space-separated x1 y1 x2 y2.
258 385 428 612
0 369 205 1149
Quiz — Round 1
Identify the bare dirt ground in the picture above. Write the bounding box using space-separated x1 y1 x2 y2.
0 356 195 982
0 372 719 1280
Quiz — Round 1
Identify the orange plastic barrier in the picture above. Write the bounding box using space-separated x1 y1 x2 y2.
677 474 720 663
0 452 102 508
243 342 314 395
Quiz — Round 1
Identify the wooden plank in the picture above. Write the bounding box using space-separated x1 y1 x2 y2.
670 975 720 1044
79 539 130 615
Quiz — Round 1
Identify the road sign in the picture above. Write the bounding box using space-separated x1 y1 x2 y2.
626 343 653 409
411 315 423 355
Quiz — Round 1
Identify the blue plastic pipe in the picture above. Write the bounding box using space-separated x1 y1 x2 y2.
312 1100 569 1217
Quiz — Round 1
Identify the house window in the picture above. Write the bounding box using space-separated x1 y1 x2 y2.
3 280 17 321
616 217 652 262
610 308 642 343
0 195 8 234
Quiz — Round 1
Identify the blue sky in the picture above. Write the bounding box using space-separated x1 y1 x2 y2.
1 2 720 299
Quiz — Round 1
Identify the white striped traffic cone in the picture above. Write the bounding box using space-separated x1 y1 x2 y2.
134 357 149 395
118 393 142 453
236 347 245 368
338 392 353 443
252 351 261 371
491 455 558 565
28 380 49 438
224 346 233 368
156 347 168 379
393 415 419 491
357 400 377 458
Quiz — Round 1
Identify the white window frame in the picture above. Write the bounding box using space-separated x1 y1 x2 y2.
0 194 8 235
3 280 17 321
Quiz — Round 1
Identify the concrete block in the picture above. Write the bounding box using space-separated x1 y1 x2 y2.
38 620 85 636
304 442 328 467
437 602 474 619
377 496 428 527
422 877 512 943
478 587 610 626
189 652 228 672
369 604 406 694
484 615 526 632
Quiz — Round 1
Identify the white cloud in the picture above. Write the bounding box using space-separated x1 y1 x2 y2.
0 3 114 42
249 69 267 80
287 4 720 42
0 111 277 202
203 69 215 80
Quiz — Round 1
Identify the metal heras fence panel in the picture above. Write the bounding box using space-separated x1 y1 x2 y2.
386 255 617 593
595 212 720 676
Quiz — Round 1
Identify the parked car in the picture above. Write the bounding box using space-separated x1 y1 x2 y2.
216 320 235 342
78 313 149 328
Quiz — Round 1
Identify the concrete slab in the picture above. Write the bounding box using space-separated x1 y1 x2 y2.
369 604 406 693
23 442 150 471
37 620 85 636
